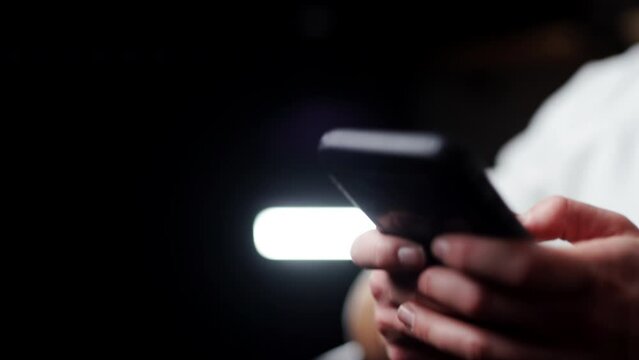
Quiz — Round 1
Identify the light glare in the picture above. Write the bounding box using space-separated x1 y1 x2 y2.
253 207 375 260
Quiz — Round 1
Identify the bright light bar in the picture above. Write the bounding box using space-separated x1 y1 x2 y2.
253 207 375 260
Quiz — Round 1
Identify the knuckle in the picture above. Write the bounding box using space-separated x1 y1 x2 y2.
543 195 569 213
368 271 389 302
546 194 568 206
532 195 569 223
368 274 383 301
373 309 390 333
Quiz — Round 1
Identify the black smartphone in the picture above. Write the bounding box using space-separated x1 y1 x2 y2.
318 128 530 260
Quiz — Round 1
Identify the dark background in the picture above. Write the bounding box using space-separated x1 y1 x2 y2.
5 1 635 358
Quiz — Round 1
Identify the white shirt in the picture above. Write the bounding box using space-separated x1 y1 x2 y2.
488 43 639 226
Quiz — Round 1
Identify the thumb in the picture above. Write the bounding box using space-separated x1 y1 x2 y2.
519 196 638 243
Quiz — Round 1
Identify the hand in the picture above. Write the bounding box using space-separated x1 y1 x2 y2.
351 196 639 359
350 230 461 359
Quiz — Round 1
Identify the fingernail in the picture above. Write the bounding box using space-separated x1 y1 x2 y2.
397 305 415 330
397 246 425 267
432 237 449 260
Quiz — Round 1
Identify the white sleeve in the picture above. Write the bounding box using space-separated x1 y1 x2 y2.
487 44 639 226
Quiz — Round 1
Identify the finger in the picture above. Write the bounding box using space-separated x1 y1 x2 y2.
374 304 459 360
369 270 457 316
374 304 409 344
431 234 589 291
416 266 587 335
520 196 639 242
351 229 427 270
417 266 531 324
369 270 418 307
375 304 442 348
397 302 585 360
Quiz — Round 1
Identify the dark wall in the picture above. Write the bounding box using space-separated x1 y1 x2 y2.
5 2 629 358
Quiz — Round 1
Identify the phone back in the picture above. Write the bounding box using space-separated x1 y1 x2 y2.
319 128 530 249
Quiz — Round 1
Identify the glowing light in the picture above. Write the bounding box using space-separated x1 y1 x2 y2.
253 207 375 260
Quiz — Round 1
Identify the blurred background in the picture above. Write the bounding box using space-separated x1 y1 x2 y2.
4 1 637 358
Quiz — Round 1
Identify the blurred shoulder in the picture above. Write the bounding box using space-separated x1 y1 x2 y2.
489 43 639 217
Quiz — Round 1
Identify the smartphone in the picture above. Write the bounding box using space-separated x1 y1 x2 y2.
318 128 530 260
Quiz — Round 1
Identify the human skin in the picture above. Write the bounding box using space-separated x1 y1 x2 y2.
350 196 639 359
